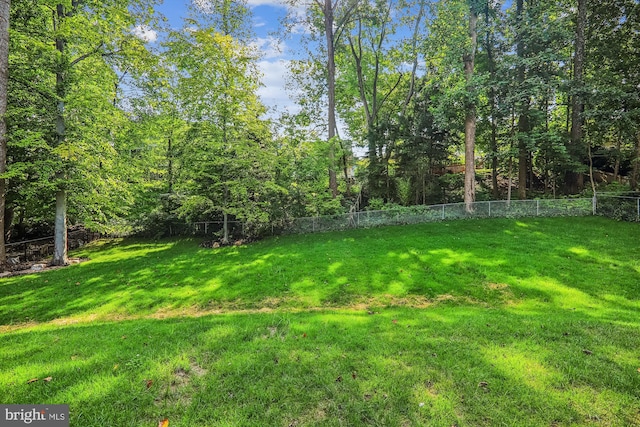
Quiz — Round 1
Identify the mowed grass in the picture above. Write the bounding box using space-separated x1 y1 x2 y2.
0 216 639 426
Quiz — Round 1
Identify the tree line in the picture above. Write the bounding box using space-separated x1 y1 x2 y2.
0 0 638 265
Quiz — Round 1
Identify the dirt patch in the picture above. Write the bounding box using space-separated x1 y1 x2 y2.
155 360 207 408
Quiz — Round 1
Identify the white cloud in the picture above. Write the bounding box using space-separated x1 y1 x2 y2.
194 0 288 11
192 0 214 13
251 36 286 59
257 59 298 113
246 0 287 6
133 25 158 42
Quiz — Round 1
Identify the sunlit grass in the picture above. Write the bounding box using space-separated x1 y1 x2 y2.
1 217 639 426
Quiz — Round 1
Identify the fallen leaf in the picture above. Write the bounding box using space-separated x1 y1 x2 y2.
583 349 593 355
392 319 398 324
364 394 372 400
27 378 38 384
351 372 357 380
146 379 153 389
158 419 169 427
636 368 640 373
302 333 307 338
43 377 53 382
113 364 119 371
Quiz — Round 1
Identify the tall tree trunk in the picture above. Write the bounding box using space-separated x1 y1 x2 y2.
52 4 68 266
517 114 529 200
339 139 351 196
516 0 529 200
167 134 174 194
53 188 67 265
463 8 478 213
631 131 640 191
0 0 9 266
349 23 378 197
566 0 586 194
484 3 499 199
222 211 229 245
323 0 338 198
613 133 621 181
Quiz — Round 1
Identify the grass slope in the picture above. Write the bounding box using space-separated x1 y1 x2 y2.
0 217 639 426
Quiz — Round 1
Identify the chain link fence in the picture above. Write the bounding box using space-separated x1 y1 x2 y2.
190 195 639 238
594 193 640 222
284 198 595 234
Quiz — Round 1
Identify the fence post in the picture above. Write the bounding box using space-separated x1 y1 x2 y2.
637 197 639 220
593 194 598 216
441 204 445 220
488 201 491 217
536 199 540 216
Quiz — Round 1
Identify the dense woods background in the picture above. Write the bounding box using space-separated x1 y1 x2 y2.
1 0 639 263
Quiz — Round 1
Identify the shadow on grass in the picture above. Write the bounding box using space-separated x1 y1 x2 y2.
0 217 639 326
1 306 639 426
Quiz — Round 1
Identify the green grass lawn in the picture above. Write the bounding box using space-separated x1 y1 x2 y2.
1 216 639 426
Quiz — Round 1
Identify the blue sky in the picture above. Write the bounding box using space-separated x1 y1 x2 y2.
149 0 299 115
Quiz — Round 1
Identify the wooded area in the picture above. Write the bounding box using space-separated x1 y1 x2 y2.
1 0 639 265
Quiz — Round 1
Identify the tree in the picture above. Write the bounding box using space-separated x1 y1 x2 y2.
336 0 432 202
463 2 479 212
481 0 503 199
47 1 157 265
319 0 339 198
283 0 359 198
583 0 639 190
565 0 587 194
0 0 9 264
514 0 530 200
0 0 161 264
166 17 278 242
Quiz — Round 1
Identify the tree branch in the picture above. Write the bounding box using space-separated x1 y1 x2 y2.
69 42 104 67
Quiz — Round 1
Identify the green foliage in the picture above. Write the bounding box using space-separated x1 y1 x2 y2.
7 0 161 235
6 0 640 240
